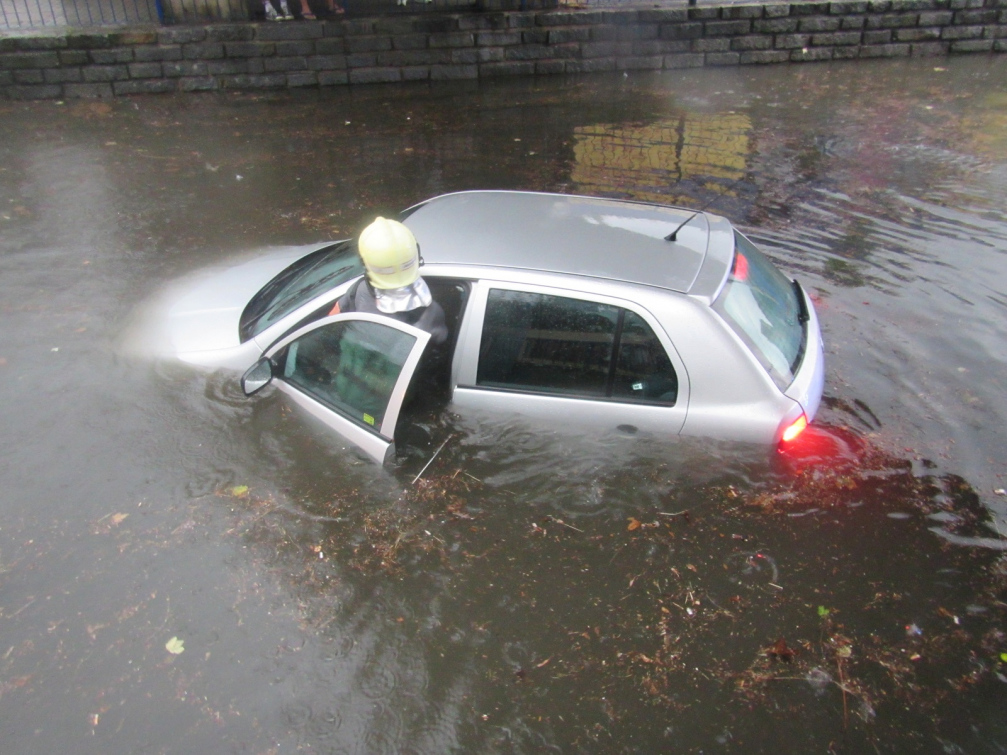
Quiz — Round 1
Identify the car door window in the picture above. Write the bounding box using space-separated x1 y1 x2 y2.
280 318 419 432
477 289 677 405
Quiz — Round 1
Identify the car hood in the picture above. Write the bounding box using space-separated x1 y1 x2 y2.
123 244 321 366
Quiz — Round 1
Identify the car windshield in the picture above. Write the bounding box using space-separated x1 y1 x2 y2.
713 232 805 389
239 241 364 342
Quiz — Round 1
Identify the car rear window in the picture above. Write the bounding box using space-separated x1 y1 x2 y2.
712 232 805 390
239 241 364 342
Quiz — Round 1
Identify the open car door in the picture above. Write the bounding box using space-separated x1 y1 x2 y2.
243 313 431 464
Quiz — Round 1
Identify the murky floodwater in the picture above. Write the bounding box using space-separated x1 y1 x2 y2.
2 57 1006 753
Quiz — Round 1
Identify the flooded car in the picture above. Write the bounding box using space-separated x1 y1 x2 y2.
154 191 824 462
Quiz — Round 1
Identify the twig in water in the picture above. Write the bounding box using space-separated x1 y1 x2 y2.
659 509 690 517
412 435 453 484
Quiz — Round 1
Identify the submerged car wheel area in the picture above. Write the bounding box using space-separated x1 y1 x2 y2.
206 190 825 463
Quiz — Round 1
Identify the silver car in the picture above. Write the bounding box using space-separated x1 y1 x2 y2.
151 191 824 463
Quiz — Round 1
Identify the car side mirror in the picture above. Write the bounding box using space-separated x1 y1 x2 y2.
241 358 274 396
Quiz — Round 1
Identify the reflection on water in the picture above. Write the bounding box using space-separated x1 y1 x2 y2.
1 56 1007 753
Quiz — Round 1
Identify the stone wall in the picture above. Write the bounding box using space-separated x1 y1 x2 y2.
2 0 1006 99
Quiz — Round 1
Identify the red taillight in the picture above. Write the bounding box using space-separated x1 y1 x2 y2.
781 414 808 444
732 252 750 281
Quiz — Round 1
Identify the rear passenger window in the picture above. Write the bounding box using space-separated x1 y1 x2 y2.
477 290 677 404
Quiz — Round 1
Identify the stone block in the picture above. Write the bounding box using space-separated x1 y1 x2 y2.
163 61 208 77
791 2 832 15
863 29 893 42
753 17 799 32
158 28 206 44
113 31 157 46
581 41 619 58
791 45 835 59
721 5 765 19
65 33 114 49
660 22 704 39
401 65 431 80
775 33 812 47
565 57 617 72
841 16 867 29
348 67 401 84
829 1 869 12
522 29 549 44
619 55 663 69
812 30 863 43
692 37 731 52
64 82 113 97
705 51 741 64
225 42 275 57
477 31 522 46
950 37 995 49
535 59 566 74
687 7 720 20
83 64 128 81
918 10 954 23
941 24 984 37
895 26 942 39
114 78 175 94
451 48 481 64
911 40 952 52
740 49 791 62
183 43 225 60
704 19 752 35
7 84 64 99
480 60 536 76
347 36 392 53
0 35 66 52
343 19 376 36
275 41 314 56
866 12 919 29
133 45 182 62
639 8 688 22
429 32 475 48
44 67 83 83
548 27 591 43
317 70 349 85
664 52 706 67
59 50 90 65
309 54 348 70
256 23 323 41
763 4 791 17
799 16 842 31
128 62 164 78
955 8 998 23
89 48 134 64
207 25 255 43
0 51 59 69
286 71 318 87
178 76 218 91
346 53 377 67
208 59 250 74
264 56 307 72
377 49 445 66
832 44 861 57
859 41 911 54
731 34 774 50
315 38 347 54
13 69 44 84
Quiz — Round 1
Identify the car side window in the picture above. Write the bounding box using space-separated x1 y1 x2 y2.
477 289 677 405
279 320 419 430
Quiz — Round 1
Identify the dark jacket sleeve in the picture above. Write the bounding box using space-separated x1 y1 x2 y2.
414 301 448 345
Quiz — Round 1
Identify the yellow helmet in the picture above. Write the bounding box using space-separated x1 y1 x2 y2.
358 217 420 290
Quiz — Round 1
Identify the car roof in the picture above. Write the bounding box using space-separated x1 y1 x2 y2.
402 190 735 295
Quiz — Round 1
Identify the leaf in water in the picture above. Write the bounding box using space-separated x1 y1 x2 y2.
110 513 128 526
165 636 185 655
627 517 641 531
817 605 830 618
1000 652 1007 663
230 486 249 498
836 645 852 658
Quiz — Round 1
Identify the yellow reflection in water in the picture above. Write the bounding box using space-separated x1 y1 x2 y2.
571 113 751 204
